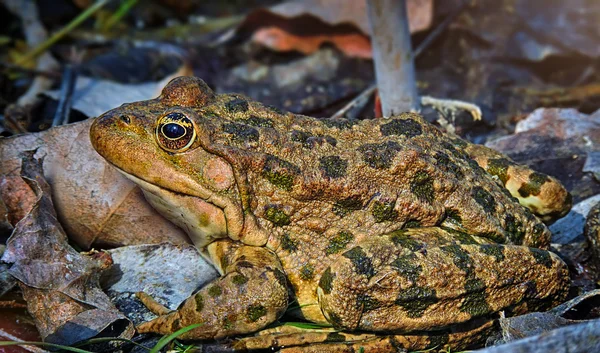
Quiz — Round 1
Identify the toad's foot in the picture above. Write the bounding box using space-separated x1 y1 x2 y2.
136 240 289 339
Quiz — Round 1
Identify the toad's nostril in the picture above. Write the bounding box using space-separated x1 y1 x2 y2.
120 115 131 124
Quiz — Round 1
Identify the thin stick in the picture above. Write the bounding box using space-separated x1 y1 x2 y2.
16 0 110 66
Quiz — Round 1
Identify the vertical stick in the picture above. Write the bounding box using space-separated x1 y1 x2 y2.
367 0 420 116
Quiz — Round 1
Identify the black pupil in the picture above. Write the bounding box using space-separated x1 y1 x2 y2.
163 123 185 139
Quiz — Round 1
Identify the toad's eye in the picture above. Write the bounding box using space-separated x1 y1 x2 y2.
156 112 196 152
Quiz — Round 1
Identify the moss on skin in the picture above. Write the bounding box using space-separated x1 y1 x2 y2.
395 286 438 318
472 186 497 213
232 274 248 285
319 155 348 178
342 246 375 278
380 118 423 137
208 285 222 297
246 304 267 323
411 171 434 203
280 232 298 252
518 172 550 197
264 205 291 226
390 253 422 283
325 231 354 255
441 227 478 245
226 98 249 113
389 230 423 252
319 267 335 294
372 201 398 223
333 197 363 217
487 158 513 185
195 293 204 312
299 264 315 280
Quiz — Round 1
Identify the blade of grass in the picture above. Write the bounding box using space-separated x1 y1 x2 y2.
283 322 333 329
16 0 110 66
149 323 202 353
0 341 93 353
102 0 139 31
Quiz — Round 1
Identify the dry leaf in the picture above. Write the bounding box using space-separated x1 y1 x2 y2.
1 153 134 346
240 0 433 58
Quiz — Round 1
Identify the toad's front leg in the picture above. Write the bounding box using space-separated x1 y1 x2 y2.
136 240 289 339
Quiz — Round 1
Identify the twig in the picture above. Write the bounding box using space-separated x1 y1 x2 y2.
330 0 469 119
0 62 61 79
52 64 78 127
16 0 110 66
330 85 376 119
3 0 60 107
367 0 419 115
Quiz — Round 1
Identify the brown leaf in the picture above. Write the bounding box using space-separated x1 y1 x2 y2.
240 0 433 58
1 153 134 346
0 119 190 249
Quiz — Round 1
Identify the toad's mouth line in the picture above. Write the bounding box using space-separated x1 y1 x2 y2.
110 164 201 201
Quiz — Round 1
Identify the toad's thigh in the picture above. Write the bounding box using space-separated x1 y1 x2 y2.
316 231 568 332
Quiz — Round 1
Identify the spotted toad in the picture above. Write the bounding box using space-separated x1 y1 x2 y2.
90 77 571 351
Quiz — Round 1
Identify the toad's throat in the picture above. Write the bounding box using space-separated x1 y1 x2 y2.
116 168 229 250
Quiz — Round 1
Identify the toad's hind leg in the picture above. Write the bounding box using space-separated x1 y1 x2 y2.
462 143 571 222
317 228 569 333
136 240 289 340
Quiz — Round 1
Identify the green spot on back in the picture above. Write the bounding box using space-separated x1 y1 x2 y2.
342 246 375 278
246 304 267 322
299 264 315 280
372 201 398 223
479 244 505 262
529 248 553 268
226 97 249 113
333 197 363 217
380 118 423 137
411 171 434 203
280 233 298 252
390 253 422 283
460 278 491 317
319 155 348 178
263 170 294 191
195 294 204 311
389 230 423 251
487 158 514 184
325 231 354 255
395 286 438 318
518 172 550 197
241 115 273 127
357 141 402 169
505 214 525 244
222 122 259 142
357 293 383 312
264 205 291 226
208 285 222 297
472 186 497 213
232 274 248 285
